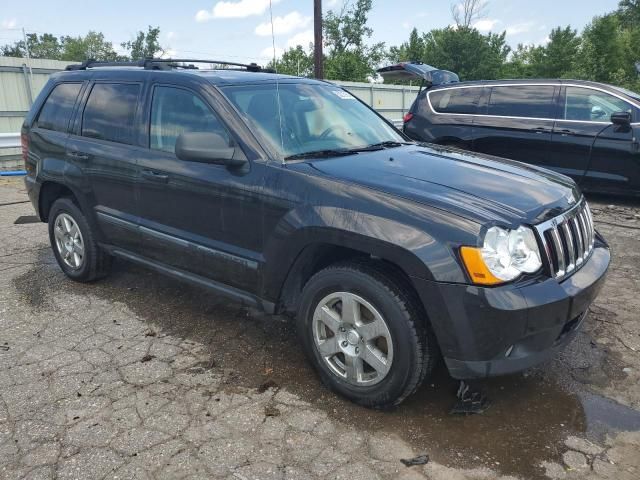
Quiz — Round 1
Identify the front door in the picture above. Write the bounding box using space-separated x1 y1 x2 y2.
473 85 558 168
135 84 265 293
553 86 639 194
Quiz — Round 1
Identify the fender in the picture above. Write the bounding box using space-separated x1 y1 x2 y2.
261 204 478 303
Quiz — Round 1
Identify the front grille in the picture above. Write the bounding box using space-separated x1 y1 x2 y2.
534 200 595 280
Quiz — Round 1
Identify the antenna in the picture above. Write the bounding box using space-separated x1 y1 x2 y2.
269 0 286 163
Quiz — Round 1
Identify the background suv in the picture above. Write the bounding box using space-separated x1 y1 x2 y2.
402 79 640 196
22 59 609 408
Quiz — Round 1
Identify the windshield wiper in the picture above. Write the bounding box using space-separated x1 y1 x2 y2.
348 141 413 152
284 149 355 161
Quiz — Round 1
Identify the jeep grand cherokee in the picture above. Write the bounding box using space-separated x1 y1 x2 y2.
22 58 610 408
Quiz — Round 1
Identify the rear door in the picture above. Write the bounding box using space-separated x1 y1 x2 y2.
66 81 144 252
405 86 480 147
473 85 558 167
553 85 639 193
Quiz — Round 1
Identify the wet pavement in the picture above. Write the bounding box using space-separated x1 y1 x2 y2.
1 176 640 479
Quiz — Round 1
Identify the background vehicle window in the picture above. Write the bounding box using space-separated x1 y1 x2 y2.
82 83 140 145
150 86 230 154
36 83 82 132
429 88 481 114
564 87 632 122
488 86 556 119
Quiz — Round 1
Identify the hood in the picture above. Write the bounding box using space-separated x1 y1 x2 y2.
297 144 581 226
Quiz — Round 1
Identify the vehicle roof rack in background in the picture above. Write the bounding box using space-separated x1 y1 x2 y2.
65 58 272 72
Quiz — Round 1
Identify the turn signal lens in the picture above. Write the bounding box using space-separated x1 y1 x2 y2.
460 247 504 285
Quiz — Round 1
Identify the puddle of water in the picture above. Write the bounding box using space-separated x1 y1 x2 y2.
12 253 640 479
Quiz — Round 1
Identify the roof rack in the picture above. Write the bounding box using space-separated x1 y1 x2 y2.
65 58 272 72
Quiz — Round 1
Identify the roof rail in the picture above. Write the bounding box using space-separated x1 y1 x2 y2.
65 58 272 72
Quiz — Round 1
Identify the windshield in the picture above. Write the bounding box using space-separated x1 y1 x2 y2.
220 83 405 159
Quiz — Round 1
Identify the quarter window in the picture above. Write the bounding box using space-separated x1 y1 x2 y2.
429 88 481 114
150 86 230 154
36 83 82 132
564 87 632 122
82 83 140 145
488 86 556 119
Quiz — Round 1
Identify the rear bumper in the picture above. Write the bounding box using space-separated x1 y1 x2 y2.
24 174 41 220
413 236 610 379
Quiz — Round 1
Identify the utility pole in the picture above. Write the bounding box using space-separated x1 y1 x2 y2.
313 0 324 79
21 28 34 104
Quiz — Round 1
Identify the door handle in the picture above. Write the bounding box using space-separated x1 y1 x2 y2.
532 127 550 134
66 151 90 161
141 170 169 183
557 129 576 136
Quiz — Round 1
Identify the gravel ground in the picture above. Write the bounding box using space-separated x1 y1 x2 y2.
1 176 639 480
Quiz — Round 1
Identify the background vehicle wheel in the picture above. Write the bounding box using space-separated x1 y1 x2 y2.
297 260 438 408
48 197 112 282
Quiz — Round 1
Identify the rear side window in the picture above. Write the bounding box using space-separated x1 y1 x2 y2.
36 83 82 132
429 88 481 114
82 83 140 145
150 86 231 154
488 86 556 119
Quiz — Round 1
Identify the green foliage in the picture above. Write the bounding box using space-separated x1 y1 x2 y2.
421 27 510 81
273 0 384 81
323 0 385 81
60 32 120 61
121 26 163 60
0 27 164 62
268 46 313 77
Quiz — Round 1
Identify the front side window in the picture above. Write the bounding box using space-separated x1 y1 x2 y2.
150 86 231 154
429 88 481 114
488 86 556 119
82 83 140 145
37 83 82 132
564 87 633 122
221 83 404 159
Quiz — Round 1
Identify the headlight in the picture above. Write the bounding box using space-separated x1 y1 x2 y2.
461 226 542 285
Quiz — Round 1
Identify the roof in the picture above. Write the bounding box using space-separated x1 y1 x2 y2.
56 58 325 86
429 78 636 95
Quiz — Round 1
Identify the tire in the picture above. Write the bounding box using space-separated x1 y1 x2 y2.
296 260 438 409
48 197 112 282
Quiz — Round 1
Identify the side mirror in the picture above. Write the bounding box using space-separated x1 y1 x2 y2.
611 111 632 127
175 132 247 167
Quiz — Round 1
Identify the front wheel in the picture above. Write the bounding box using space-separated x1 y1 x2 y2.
297 261 438 408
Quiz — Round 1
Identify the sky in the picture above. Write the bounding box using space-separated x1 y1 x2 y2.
0 0 623 65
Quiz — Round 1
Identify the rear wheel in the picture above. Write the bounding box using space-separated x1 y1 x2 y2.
48 197 112 282
297 261 438 408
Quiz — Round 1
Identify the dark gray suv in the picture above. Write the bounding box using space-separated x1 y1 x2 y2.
22 59 610 408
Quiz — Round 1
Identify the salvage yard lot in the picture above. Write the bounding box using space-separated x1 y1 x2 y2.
0 176 639 480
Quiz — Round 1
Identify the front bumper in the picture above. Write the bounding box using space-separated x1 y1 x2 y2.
413 235 610 379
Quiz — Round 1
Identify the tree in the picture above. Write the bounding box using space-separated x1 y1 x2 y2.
618 0 640 26
121 26 164 60
0 33 62 59
388 28 425 63
323 0 386 81
268 46 313 76
451 0 488 28
421 26 509 81
540 26 581 78
60 32 119 61
575 14 625 83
